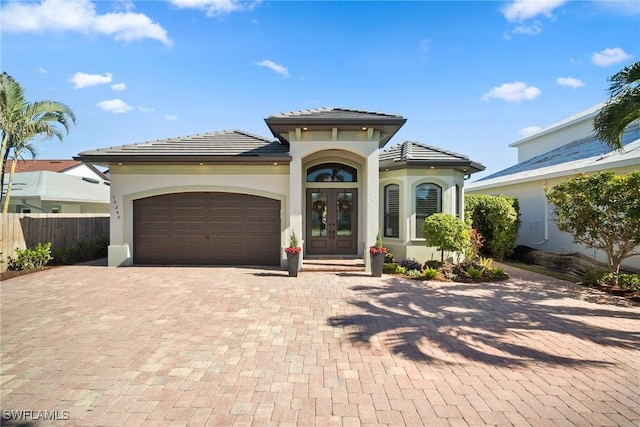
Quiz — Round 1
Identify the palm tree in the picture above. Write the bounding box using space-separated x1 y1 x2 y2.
593 61 640 151
0 72 76 212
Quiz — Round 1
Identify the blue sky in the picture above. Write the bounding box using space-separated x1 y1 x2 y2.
1 0 638 178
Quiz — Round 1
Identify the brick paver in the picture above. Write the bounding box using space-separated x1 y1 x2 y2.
1 262 639 426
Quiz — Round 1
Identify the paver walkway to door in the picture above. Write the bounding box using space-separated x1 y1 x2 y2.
1 263 639 426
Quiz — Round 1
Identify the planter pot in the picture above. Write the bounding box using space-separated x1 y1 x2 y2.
287 252 300 277
370 252 384 277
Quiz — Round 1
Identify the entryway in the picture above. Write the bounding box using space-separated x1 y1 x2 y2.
305 188 358 255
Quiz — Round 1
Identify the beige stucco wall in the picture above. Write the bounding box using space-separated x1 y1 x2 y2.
107 164 290 267
379 168 467 263
287 129 381 270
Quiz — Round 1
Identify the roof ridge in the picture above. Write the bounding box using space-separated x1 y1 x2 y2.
403 140 469 160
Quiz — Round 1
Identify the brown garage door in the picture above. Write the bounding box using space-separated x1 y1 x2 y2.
134 192 280 265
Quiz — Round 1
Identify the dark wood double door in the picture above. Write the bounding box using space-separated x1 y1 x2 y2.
306 188 358 255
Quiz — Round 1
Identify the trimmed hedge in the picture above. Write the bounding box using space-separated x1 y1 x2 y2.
465 194 520 259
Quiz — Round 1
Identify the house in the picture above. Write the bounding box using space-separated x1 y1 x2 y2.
76 107 484 270
467 104 640 272
6 171 110 213
3 159 109 182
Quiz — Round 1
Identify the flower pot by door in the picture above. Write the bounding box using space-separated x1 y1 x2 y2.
287 253 300 277
370 252 384 277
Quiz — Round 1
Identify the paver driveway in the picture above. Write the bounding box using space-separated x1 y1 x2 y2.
1 262 639 426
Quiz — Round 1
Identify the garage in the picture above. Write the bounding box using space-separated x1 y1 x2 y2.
134 192 281 265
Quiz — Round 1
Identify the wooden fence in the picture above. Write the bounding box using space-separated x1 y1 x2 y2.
0 213 109 272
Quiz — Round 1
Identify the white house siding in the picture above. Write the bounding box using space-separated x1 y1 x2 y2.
379 168 466 263
467 165 640 272
63 163 107 182
107 164 290 267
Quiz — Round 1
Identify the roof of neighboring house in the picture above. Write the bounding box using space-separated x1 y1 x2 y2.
8 171 110 204
265 107 407 147
379 141 485 173
3 159 110 180
75 130 291 165
509 102 605 147
469 126 640 190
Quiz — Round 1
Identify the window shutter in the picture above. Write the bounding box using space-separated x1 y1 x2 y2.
384 185 399 238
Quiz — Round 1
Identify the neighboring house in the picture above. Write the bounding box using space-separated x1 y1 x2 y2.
76 107 484 269
467 104 640 272
3 159 109 182
7 171 111 213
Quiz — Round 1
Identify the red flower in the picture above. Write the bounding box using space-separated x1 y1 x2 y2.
285 246 302 254
369 246 387 255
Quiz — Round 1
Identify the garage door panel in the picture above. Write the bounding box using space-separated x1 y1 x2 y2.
134 192 280 265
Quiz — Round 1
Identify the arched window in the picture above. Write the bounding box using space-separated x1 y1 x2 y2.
415 183 441 238
384 184 400 238
306 163 357 182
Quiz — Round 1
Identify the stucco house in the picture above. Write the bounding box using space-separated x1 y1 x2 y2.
3 159 109 182
467 103 640 272
76 108 484 270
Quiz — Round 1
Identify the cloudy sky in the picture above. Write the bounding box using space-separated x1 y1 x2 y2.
1 0 637 178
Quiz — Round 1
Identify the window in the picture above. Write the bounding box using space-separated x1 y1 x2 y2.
415 183 441 238
384 184 400 238
455 185 461 218
51 205 61 213
307 163 357 182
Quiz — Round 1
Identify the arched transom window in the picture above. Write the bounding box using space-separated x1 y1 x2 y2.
307 163 357 182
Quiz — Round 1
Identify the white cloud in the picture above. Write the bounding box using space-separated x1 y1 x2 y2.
519 126 543 137
256 60 289 77
169 0 260 16
70 72 112 88
0 0 171 45
139 106 155 113
36 67 48 74
591 47 633 66
556 77 585 88
97 98 133 113
482 82 541 102
164 114 178 121
501 0 567 22
111 82 126 91
591 0 640 15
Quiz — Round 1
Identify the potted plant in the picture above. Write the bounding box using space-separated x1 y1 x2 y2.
285 231 302 277
369 233 386 277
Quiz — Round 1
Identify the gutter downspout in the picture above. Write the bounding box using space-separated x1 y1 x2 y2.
534 179 549 245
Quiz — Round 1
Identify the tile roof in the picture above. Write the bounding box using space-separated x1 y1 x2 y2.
3 159 81 173
379 141 485 173
76 130 291 164
9 171 110 203
265 107 407 147
477 126 640 183
267 107 404 120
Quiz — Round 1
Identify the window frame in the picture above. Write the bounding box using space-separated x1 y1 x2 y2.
414 182 442 239
383 184 400 238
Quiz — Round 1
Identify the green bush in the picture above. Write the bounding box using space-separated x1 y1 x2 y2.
583 270 640 290
465 194 520 259
423 213 471 262
51 237 109 265
10 242 53 271
383 263 398 274
464 266 485 281
421 267 439 280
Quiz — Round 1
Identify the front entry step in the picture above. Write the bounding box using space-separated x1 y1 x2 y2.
301 257 366 272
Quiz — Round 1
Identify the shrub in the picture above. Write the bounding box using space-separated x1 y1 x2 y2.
421 267 439 280
583 270 640 290
383 263 398 274
396 266 407 275
422 213 471 262
406 269 423 279
51 237 109 265
489 267 506 277
464 266 485 281
10 242 53 271
466 194 520 259
479 257 493 268
383 248 395 264
398 258 422 271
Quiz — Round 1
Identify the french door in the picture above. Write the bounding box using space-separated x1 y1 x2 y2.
306 188 358 255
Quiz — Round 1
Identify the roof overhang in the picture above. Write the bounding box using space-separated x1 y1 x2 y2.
74 154 292 166
380 159 485 174
265 116 407 148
